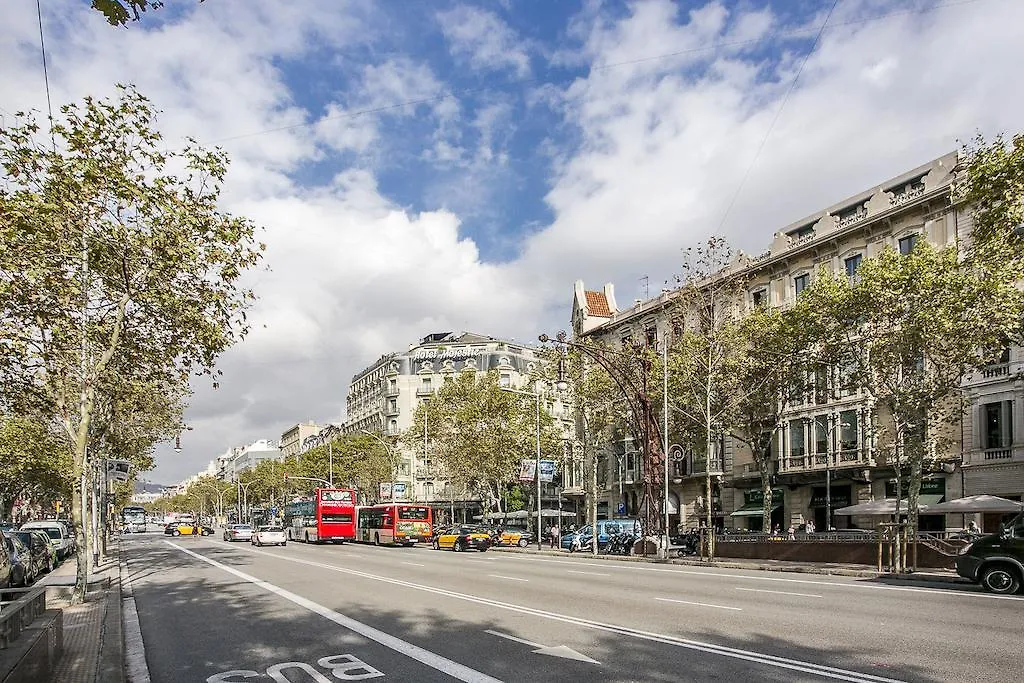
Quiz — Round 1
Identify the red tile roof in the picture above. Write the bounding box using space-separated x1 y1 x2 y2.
585 290 612 317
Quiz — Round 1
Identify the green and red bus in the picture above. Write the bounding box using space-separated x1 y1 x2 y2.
284 488 356 543
355 503 433 546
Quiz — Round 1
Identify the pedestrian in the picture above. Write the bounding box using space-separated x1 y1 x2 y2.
550 524 559 549
771 524 780 538
787 524 795 540
806 520 815 534
966 520 981 536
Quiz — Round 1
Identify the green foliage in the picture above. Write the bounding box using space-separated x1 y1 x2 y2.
407 371 562 513
0 416 72 518
0 85 263 598
91 1 208 26
279 433 394 503
954 132 1024 252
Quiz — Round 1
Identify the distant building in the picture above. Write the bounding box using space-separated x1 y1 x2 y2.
280 421 321 459
344 331 577 514
227 439 280 480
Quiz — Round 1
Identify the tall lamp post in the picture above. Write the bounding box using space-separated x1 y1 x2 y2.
362 430 397 502
806 414 851 532
237 480 256 524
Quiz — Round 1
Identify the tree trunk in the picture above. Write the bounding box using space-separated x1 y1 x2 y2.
72 468 89 603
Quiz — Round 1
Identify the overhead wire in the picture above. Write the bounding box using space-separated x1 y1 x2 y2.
715 0 840 234
35 0 55 150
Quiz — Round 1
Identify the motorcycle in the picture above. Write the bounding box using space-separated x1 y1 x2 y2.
607 532 637 555
568 534 594 553
668 529 700 557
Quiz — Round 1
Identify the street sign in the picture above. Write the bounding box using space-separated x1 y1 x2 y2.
617 502 626 514
106 459 131 481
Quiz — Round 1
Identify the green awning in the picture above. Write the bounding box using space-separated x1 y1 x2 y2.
918 494 945 510
730 503 781 518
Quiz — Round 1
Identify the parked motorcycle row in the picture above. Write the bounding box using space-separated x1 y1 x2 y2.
567 529 702 557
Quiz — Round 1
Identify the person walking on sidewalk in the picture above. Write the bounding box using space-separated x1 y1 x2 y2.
549 524 559 549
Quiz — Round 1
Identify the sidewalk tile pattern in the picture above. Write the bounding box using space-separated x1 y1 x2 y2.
52 597 105 683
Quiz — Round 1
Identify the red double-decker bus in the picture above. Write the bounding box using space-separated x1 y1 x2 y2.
355 503 433 546
283 488 356 544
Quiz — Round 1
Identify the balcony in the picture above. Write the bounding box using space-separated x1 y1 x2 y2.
983 448 1012 461
383 405 400 417
416 386 435 397
690 457 724 477
778 448 871 473
384 386 400 398
980 363 1010 379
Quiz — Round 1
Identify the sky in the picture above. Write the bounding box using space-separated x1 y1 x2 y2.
2 0 1022 485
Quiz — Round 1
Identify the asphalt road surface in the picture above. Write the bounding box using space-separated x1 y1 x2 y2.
121 532 1023 682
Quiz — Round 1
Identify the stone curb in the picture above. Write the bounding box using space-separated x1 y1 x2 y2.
489 545 970 584
97 541 124 683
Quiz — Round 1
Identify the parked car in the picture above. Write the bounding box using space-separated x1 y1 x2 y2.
21 521 74 560
560 519 640 551
251 526 287 547
432 526 492 552
223 524 254 542
956 512 1024 594
164 522 214 536
3 532 36 587
10 530 55 574
0 532 12 591
496 528 534 547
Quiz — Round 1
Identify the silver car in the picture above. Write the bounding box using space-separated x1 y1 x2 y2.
223 524 253 542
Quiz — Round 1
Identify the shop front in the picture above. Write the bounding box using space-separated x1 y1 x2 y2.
810 485 852 531
730 488 784 532
884 478 947 532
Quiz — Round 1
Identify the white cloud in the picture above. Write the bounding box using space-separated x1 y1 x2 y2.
4 0 1024 485
437 4 531 77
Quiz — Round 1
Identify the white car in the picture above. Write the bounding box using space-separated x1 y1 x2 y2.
251 526 287 547
21 521 74 560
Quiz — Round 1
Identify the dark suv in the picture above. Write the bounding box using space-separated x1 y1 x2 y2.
955 513 1024 594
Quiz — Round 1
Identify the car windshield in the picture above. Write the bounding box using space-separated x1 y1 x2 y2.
12 532 34 546
235 525 252 530
260 527 283 532
36 528 62 540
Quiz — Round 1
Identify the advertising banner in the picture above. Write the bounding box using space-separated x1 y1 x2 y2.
518 460 557 483
379 482 409 500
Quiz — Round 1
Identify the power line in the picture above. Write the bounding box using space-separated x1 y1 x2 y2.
202 0 990 148
715 0 840 234
35 0 55 150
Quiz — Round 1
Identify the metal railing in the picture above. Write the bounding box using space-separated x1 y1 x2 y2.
0 585 48 650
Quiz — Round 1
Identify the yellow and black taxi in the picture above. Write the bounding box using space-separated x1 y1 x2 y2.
431 525 492 552
163 521 215 537
496 528 534 547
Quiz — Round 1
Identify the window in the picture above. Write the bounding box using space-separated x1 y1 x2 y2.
813 417 828 454
788 421 806 458
983 401 1013 449
751 289 766 307
844 254 862 279
645 327 658 348
898 234 918 256
839 411 859 451
499 374 511 387
814 367 830 404
388 379 397 391
421 379 432 391
793 273 810 296
387 399 397 412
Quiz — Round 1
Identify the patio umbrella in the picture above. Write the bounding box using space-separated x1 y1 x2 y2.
504 510 530 519
531 509 577 517
833 498 923 516
919 495 1024 514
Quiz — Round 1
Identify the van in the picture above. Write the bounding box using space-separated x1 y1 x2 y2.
560 518 640 550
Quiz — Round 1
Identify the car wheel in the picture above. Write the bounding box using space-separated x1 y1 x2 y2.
454 541 464 552
374 534 380 546
479 547 488 553
981 564 1021 594
281 542 286 547
518 539 529 548
172 529 180 536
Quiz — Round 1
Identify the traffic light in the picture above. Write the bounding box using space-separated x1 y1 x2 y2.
283 473 289 484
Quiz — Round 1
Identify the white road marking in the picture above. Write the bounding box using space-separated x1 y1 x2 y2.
484 629 542 648
489 574 529 582
500 555 1024 601
121 559 152 683
736 587 823 598
566 570 610 577
166 542 500 683
401 562 426 567
223 543 906 682
655 597 743 611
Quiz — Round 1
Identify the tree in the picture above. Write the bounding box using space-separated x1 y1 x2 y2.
802 241 1023 554
728 303 814 533
666 237 750 559
0 86 263 600
407 371 562 518
90 0 206 26
0 415 72 519
289 434 394 503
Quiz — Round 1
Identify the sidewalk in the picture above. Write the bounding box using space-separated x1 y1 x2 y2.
36 541 125 683
489 544 971 584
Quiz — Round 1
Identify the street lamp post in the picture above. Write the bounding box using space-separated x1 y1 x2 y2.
237 480 256 524
501 385 544 550
362 430 397 503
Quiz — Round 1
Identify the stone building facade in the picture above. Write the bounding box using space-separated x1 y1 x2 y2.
573 151 1022 533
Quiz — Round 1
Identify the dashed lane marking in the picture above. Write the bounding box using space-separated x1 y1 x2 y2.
736 587 823 598
654 597 743 611
166 541 501 683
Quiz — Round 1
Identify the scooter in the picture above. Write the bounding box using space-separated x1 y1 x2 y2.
568 534 594 553
668 530 700 557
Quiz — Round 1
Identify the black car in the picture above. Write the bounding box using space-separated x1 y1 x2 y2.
3 533 37 587
955 513 1024 594
9 530 53 576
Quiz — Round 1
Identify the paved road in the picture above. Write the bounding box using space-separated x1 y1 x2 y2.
121 532 1023 682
